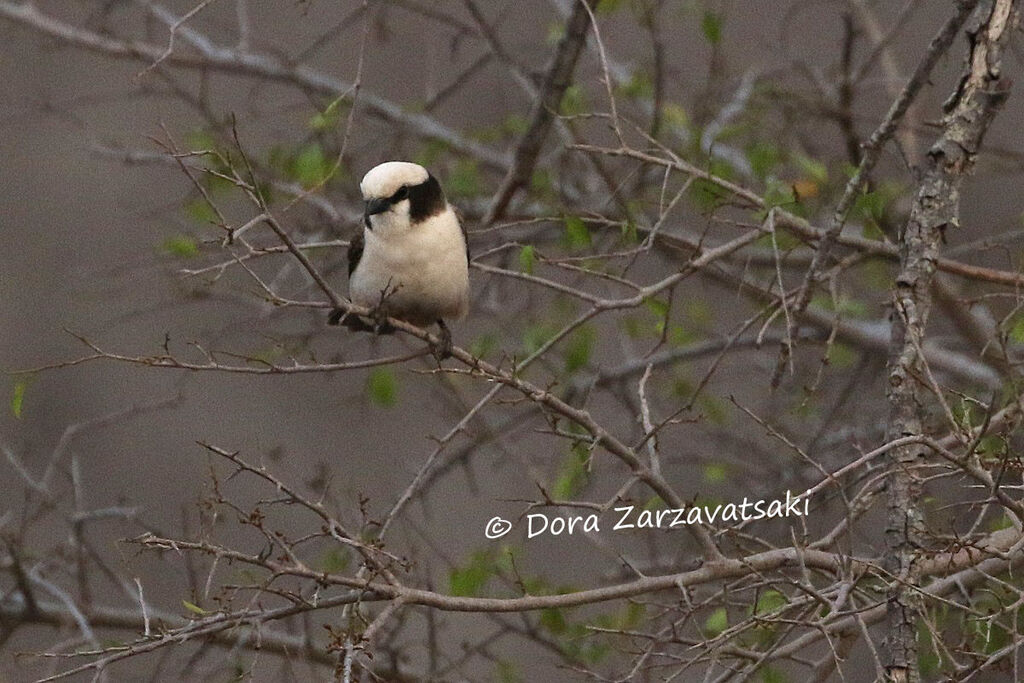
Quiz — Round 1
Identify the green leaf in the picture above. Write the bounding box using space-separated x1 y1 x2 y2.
522 323 558 356
449 565 489 597
552 443 589 499
699 395 729 425
546 21 566 44
704 607 728 636
184 198 218 225
701 11 724 45
754 590 787 615
702 463 728 484
10 380 27 419
449 550 496 597
366 368 398 407
182 600 209 616
672 377 694 398
686 299 714 328
530 168 555 196
501 114 529 136
204 171 237 196
559 84 587 116
318 548 350 573
623 602 646 628
826 342 857 368
185 129 217 153
621 316 644 339
968 614 1010 655
596 0 625 14
854 189 886 221
1010 315 1024 343
620 220 639 244
469 333 498 360
564 325 596 373
162 234 200 258
618 71 654 99
852 181 902 225
644 297 670 333
643 495 667 511
976 434 1004 460
519 244 536 274
760 667 788 683
688 159 735 212
668 323 696 346
794 154 828 184
446 159 482 198
918 620 941 676
579 641 611 665
309 112 335 131
861 221 886 241
413 139 450 168
540 607 567 634
309 98 343 131
989 513 1014 532
746 141 781 181
291 143 333 188
663 103 689 130
810 294 868 318
495 660 522 683
763 180 797 212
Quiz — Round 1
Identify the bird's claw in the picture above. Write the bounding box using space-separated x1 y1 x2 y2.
329 308 373 332
430 320 453 362
328 308 353 327
369 305 396 335
328 307 394 335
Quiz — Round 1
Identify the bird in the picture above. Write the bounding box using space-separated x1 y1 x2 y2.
329 161 469 359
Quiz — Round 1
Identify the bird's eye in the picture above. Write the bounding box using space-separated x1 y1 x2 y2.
392 185 409 202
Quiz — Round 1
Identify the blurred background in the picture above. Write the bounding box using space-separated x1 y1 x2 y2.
1 1 1022 680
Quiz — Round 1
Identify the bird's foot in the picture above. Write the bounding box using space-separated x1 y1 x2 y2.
329 308 375 332
328 307 394 335
430 320 453 362
369 304 396 336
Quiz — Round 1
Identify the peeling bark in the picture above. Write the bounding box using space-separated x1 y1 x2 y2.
884 1 1017 681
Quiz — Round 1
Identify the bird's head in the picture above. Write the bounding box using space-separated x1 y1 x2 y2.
360 161 447 234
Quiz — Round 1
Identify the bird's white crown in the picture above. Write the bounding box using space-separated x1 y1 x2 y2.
360 161 430 200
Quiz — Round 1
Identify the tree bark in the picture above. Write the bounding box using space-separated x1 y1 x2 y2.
884 1 1016 681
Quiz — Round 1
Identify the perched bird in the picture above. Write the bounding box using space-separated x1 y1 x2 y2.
330 161 469 359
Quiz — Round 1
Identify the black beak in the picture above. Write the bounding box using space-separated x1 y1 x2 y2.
364 197 390 218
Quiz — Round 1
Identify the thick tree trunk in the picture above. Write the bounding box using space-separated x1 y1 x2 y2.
884 2 1016 681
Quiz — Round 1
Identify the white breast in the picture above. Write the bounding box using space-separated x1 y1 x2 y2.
349 209 469 326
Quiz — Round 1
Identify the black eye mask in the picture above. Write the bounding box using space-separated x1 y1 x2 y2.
364 184 411 220
363 174 446 228
407 174 446 222
390 185 409 202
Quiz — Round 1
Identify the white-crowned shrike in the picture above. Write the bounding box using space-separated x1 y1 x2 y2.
329 161 469 359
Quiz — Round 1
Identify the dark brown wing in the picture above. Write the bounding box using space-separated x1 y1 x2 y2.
329 229 367 326
347 229 365 277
